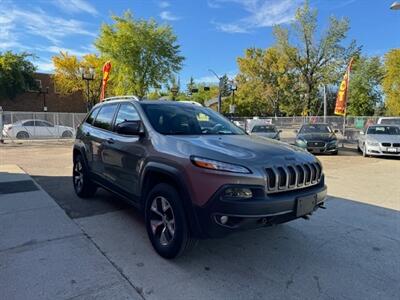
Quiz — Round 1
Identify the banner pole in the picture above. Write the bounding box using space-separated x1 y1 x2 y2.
342 66 351 140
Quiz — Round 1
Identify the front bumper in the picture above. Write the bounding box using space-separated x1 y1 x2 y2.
365 145 400 156
296 141 338 154
194 179 327 238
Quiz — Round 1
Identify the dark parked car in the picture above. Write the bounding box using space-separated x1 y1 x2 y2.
250 124 281 140
73 97 327 258
295 124 339 155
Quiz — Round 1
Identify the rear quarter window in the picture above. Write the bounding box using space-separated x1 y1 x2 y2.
93 104 118 131
86 107 100 125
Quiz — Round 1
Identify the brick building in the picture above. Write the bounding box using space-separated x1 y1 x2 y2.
0 73 87 113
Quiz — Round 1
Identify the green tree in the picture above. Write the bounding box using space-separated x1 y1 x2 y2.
219 74 232 97
0 51 36 100
95 11 184 99
52 52 104 106
235 47 301 116
273 1 360 115
382 49 400 116
347 56 384 116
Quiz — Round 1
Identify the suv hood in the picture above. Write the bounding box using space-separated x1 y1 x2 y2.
164 134 314 165
297 133 336 142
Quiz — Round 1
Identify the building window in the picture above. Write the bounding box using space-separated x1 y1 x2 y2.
27 79 42 92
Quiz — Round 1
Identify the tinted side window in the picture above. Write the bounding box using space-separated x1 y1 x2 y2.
86 107 100 125
93 104 118 131
36 121 53 127
115 103 140 128
23 121 35 126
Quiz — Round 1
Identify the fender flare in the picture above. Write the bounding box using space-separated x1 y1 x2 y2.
140 162 203 237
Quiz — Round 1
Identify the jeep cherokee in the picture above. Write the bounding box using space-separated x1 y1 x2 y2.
73 97 327 258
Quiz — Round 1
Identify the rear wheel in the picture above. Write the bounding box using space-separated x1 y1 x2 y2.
145 183 197 259
16 131 29 139
73 154 97 198
61 130 73 138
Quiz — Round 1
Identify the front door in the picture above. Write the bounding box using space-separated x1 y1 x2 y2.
107 103 145 199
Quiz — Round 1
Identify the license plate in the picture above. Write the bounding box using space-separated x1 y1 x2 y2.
296 194 317 217
387 147 397 153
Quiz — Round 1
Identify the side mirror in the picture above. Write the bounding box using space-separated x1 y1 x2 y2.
294 129 298 133
278 130 282 133
115 121 144 136
334 129 339 133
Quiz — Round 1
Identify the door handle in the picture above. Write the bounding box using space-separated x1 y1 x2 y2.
107 138 115 144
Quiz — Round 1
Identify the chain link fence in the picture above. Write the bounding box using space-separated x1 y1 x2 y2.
0 110 382 143
230 115 381 143
0 111 86 141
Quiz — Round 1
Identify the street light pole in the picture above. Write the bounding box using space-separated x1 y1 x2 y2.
79 66 95 111
208 69 222 113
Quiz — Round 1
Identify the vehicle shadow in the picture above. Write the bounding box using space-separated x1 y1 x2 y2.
32 175 129 219
68 190 400 300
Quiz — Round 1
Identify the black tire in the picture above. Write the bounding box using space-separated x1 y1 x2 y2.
62 130 73 138
332 150 338 155
362 144 368 157
145 183 197 259
16 131 29 139
73 154 97 198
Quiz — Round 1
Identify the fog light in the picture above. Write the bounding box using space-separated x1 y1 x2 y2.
223 188 252 199
220 215 229 225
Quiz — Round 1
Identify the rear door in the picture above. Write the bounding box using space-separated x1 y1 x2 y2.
35 121 57 137
90 103 119 184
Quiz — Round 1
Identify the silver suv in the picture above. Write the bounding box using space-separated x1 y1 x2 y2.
73 97 327 258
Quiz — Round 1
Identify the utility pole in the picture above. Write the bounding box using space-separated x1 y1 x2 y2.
208 69 222 113
323 85 327 123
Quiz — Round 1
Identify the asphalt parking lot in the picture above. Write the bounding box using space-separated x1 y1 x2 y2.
1 141 399 300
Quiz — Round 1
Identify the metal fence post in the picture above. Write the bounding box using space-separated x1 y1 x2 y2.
0 106 3 143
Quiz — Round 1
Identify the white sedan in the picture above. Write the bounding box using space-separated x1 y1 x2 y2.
358 125 400 157
2 119 75 139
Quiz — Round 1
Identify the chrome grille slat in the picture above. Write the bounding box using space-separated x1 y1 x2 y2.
265 161 322 194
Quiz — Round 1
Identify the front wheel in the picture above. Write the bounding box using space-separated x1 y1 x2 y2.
362 144 368 157
145 183 197 259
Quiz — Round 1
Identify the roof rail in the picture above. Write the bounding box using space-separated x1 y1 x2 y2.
103 95 140 102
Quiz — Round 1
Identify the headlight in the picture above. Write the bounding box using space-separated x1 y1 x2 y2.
295 139 306 146
366 141 379 146
191 156 251 174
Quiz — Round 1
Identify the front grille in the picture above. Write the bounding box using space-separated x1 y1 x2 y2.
307 141 325 147
393 143 400 147
382 143 391 147
265 162 323 193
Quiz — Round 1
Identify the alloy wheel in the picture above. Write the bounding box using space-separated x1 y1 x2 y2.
73 160 84 192
149 196 176 246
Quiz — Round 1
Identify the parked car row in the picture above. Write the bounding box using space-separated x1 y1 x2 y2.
242 117 400 158
2 119 75 139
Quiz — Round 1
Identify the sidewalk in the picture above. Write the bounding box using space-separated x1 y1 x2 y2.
0 165 141 300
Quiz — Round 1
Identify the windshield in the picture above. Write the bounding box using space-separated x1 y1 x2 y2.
252 125 277 133
300 124 332 134
140 103 245 135
367 126 400 135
